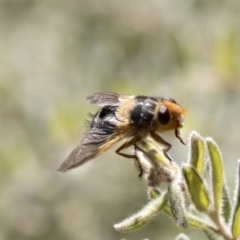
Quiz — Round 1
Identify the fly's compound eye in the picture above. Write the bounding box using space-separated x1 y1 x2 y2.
158 105 170 125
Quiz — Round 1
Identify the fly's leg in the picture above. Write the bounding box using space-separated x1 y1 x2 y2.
150 131 172 161
175 128 186 145
116 137 143 177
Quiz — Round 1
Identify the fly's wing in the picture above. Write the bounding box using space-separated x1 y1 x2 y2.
86 92 134 107
57 134 124 172
86 92 120 106
57 93 135 172
57 118 127 173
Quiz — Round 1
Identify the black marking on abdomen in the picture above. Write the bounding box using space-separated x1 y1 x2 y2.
86 106 117 146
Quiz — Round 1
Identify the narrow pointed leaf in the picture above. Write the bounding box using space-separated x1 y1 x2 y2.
114 192 168 232
189 131 205 176
137 139 172 168
168 180 188 228
206 138 223 212
183 165 210 212
232 160 240 237
222 184 231 223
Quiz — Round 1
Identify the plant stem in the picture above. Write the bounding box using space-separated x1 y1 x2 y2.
207 209 234 240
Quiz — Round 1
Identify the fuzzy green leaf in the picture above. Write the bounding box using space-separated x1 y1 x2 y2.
183 165 210 212
221 184 231 223
232 160 240 237
114 192 168 232
168 180 188 228
206 138 223 212
137 139 172 168
189 131 205 176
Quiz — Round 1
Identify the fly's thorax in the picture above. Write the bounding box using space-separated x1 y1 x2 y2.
154 99 186 132
128 96 157 127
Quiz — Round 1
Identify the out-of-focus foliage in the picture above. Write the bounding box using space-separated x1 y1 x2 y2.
0 0 239 239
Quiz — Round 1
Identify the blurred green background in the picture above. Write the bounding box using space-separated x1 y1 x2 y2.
0 0 240 239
